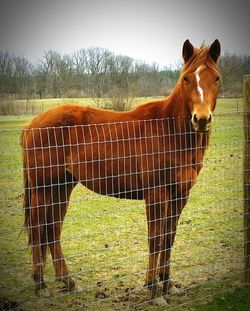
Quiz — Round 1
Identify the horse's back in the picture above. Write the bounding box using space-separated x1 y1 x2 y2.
21 104 135 187
23 104 90 130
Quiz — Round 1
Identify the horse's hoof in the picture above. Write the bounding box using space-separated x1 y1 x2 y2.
144 280 159 299
60 279 76 293
168 283 181 295
151 296 168 307
163 280 181 296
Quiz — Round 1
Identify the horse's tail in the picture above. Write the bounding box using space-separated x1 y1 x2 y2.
21 128 48 261
23 169 32 245
21 128 32 245
21 129 33 247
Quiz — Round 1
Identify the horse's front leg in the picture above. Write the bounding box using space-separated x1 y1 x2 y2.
159 197 187 295
145 188 169 298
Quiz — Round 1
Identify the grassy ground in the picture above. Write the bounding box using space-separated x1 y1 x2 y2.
0 98 248 310
193 284 250 311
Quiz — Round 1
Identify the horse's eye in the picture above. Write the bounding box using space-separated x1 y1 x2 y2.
184 76 189 83
215 76 220 82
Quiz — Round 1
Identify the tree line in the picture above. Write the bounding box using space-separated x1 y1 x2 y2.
0 47 249 108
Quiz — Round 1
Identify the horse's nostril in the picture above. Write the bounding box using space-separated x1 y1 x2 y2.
207 114 212 124
193 114 198 123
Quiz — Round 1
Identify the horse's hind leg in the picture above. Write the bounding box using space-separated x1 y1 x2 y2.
29 189 47 292
47 180 76 292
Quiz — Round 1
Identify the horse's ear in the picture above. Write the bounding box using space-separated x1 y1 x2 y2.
182 39 194 63
209 39 221 63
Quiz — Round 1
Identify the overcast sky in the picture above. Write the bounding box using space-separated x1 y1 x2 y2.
0 0 249 67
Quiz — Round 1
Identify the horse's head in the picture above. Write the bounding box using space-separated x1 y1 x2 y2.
181 39 221 132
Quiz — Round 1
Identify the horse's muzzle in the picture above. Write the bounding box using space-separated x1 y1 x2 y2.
191 113 213 132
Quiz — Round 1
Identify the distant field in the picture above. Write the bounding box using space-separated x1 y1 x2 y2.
0 98 247 310
0 97 243 117
0 97 163 116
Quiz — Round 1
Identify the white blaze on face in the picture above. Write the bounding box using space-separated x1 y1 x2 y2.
195 66 204 102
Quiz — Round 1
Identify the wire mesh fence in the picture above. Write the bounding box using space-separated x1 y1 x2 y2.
0 111 247 310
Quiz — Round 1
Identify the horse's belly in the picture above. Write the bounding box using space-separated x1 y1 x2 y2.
80 177 144 200
68 149 145 199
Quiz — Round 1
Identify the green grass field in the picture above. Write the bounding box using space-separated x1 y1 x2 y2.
0 98 249 310
0 96 165 116
0 97 243 116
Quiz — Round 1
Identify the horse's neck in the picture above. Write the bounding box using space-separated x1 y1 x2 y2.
165 84 189 118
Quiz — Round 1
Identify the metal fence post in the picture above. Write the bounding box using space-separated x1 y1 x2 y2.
244 75 250 282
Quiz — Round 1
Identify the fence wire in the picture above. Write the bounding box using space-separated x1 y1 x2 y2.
0 111 247 310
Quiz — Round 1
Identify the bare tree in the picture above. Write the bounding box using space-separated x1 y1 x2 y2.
85 47 114 106
1 47 249 100
0 51 32 97
73 49 88 96
0 51 14 94
35 51 73 98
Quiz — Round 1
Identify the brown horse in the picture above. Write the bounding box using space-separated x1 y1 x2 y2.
21 39 221 297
